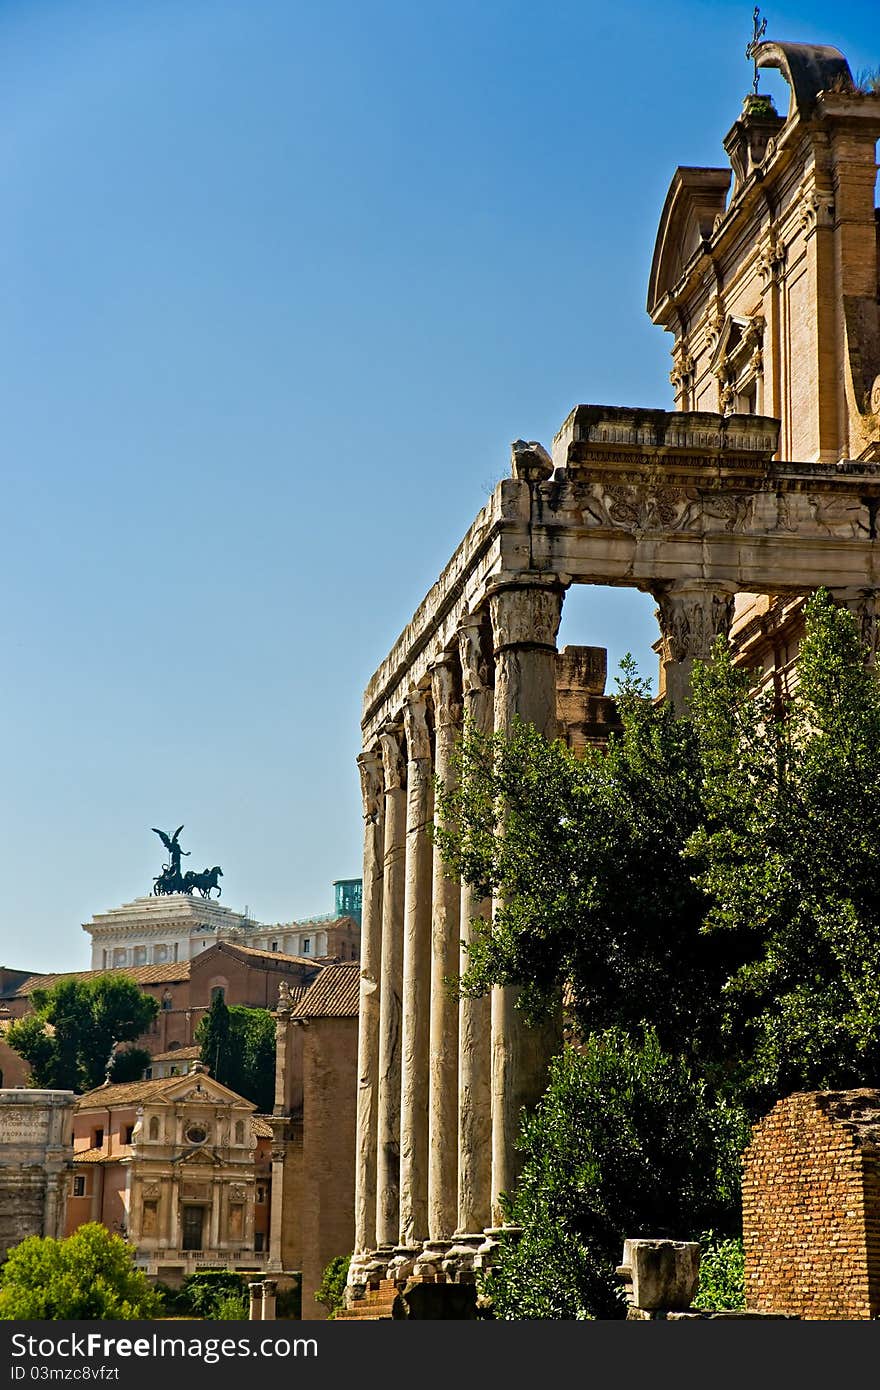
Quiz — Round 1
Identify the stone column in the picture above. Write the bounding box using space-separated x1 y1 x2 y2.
267 1143 286 1271
419 655 463 1268
395 688 434 1265
654 582 737 714
350 747 384 1280
374 722 407 1257
451 617 494 1257
249 1281 263 1320
261 1279 277 1321
489 581 565 1225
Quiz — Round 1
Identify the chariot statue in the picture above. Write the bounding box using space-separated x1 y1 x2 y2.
151 826 223 899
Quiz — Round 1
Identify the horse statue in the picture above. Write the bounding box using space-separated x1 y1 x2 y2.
182 866 223 900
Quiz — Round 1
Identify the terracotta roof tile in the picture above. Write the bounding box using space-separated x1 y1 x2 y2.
203 941 321 969
75 1075 190 1109
251 1117 273 1138
149 1045 201 1063
8 962 189 997
73 1146 117 1164
291 961 360 1019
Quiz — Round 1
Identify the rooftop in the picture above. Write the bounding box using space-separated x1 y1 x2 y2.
291 961 360 1019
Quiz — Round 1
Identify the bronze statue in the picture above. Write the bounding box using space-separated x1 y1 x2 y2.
151 826 223 898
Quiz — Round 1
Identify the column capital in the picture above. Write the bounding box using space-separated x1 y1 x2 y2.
379 722 407 791
653 582 736 665
488 582 564 654
357 747 384 822
833 588 880 665
430 657 463 730
403 688 432 763
457 619 493 698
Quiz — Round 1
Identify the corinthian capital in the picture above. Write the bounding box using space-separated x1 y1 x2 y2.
403 688 432 764
357 747 384 823
430 657 463 730
654 584 736 665
379 722 407 792
489 583 564 654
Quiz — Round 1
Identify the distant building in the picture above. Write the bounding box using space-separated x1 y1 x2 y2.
66 1064 272 1282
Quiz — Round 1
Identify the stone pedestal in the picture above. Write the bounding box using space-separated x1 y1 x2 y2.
0 1090 75 1263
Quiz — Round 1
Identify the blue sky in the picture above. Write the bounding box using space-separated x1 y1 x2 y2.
1 0 877 971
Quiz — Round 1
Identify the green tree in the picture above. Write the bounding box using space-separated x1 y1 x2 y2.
6 975 158 1093
0 1224 163 1320
436 590 880 1106
479 1032 747 1320
315 1254 351 1318
196 1001 275 1112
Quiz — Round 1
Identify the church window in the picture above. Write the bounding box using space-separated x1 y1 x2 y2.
211 986 225 1003
73 1175 86 1197
234 1120 245 1144
149 1116 160 1140
185 1123 209 1145
303 938 311 955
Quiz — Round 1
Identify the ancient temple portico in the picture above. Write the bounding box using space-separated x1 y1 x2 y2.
348 38 880 1296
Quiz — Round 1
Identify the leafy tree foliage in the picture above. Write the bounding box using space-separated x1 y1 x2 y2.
481 1032 747 1320
315 1254 351 1318
196 996 276 1112
0 1224 162 1320
6 976 158 1093
692 1233 745 1311
436 591 880 1107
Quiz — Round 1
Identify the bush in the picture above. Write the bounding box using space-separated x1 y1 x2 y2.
692 1233 745 1311
315 1254 350 1318
0 1225 162 1320
178 1270 247 1318
479 1032 748 1320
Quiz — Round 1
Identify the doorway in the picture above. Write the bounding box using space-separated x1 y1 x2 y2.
181 1205 205 1251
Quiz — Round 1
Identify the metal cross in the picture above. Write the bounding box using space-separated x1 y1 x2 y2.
746 6 767 94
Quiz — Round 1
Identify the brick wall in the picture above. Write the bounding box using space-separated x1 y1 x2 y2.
743 1089 880 1319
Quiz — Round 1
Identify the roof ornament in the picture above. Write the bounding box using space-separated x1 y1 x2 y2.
746 8 767 93
151 826 223 899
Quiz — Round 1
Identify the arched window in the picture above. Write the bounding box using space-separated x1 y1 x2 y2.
211 985 225 1003
148 1116 160 1141
234 1120 245 1144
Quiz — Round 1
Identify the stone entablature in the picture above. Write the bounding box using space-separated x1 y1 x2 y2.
0 1089 75 1263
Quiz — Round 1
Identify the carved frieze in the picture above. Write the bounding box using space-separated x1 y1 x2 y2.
489 585 563 653
807 495 871 538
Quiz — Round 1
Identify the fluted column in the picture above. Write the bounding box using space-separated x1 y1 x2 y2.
425 656 463 1253
654 582 737 713
454 617 494 1242
489 581 565 1224
351 747 384 1273
375 722 407 1254
397 688 434 1255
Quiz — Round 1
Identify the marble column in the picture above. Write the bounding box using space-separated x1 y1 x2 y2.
422 655 463 1262
397 688 434 1260
374 722 407 1255
654 582 737 713
351 747 385 1276
453 617 494 1250
489 581 565 1224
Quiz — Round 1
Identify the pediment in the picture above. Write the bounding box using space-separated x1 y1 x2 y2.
709 315 763 376
648 167 731 322
174 1145 222 1167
